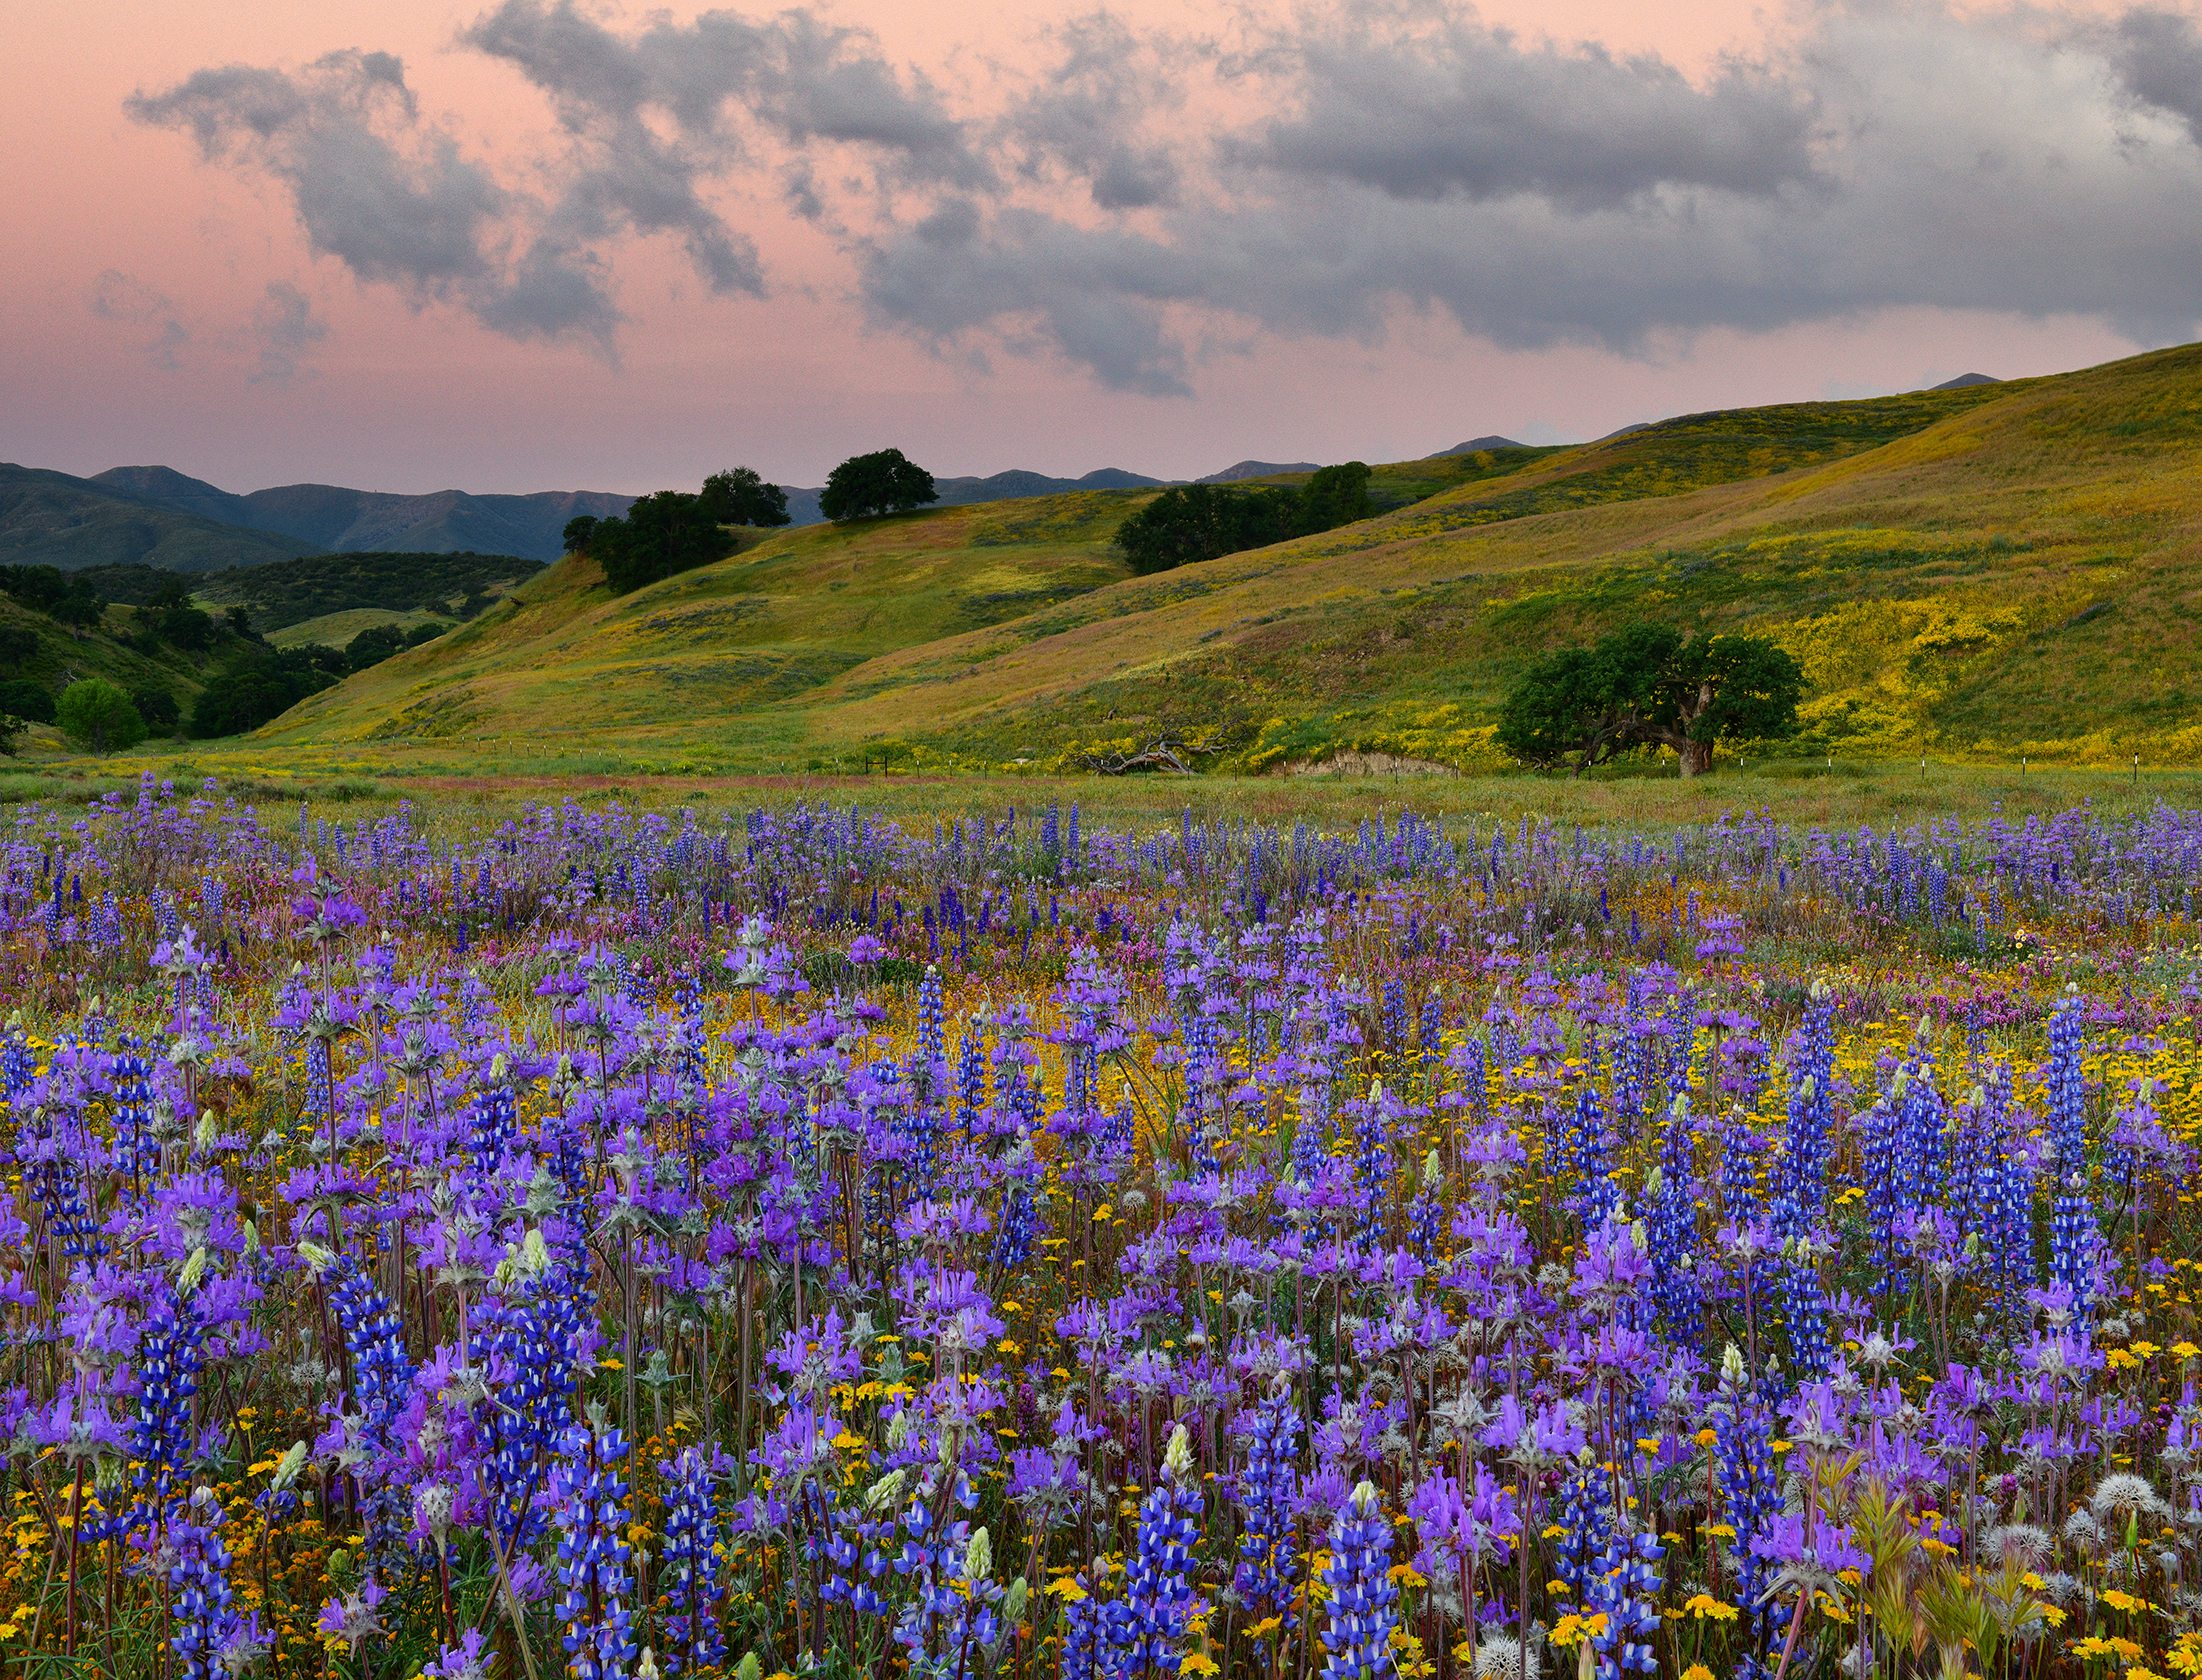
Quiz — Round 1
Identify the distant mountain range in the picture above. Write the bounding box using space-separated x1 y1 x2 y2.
0 463 314 574
92 466 630 563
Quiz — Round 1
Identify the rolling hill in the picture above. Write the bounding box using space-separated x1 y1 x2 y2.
128 344 2202 773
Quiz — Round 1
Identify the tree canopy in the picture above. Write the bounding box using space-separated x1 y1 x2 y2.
700 467 792 529
0 679 54 724
818 449 937 522
567 465 789 593
1112 462 1374 575
1496 623 1804 776
56 678 146 755
0 566 103 626
188 647 347 739
0 625 37 676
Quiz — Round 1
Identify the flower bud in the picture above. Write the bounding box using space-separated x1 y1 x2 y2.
965 1526 992 1582
296 1241 337 1277
178 1246 209 1295
270 1440 309 1491
866 1468 908 1512
1162 1422 1193 1482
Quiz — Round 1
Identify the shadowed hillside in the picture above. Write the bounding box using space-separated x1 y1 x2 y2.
0 465 319 572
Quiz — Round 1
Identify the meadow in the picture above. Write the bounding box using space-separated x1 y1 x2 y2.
0 767 2197 1680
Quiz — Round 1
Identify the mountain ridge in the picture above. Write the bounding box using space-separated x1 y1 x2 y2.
0 463 320 573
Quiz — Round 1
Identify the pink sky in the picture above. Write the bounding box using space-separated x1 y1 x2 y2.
0 0 2171 494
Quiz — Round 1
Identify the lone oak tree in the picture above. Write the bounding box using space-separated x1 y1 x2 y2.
1497 623 1802 776
818 449 937 521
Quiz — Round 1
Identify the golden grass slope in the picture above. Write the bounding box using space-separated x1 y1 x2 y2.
248 346 2202 771
259 492 1139 762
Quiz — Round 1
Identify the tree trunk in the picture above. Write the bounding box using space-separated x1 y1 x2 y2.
1679 738 1713 777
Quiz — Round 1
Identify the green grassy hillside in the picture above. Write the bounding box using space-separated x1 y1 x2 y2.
253 495 1140 762
197 347 2202 773
0 594 258 745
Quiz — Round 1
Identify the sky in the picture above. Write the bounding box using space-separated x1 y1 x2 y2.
3 0 2196 494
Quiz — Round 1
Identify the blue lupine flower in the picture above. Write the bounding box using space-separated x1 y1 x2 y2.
1321 1479 1398 1680
1108 1425 1206 1674
551 1417 637 1680
658 1445 727 1674
1232 1392 1301 1627
1588 1527 1664 1677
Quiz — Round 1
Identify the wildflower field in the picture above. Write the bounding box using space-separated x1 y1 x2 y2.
6 778 2202 1680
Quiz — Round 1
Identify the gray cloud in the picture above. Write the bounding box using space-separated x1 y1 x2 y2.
130 53 501 292
852 3 2202 389
1005 12 1181 210
1236 9 1818 209
129 48 620 351
2109 8 2202 143
90 270 190 370
860 206 1204 395
250 281 330 384
129 2 2202 387
460 0 985 269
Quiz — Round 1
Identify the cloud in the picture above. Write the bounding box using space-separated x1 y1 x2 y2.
250 281 330 384
1004 12 1182 211
859 206 1204 396
2108 8 2202 143
128 48 621 352
1233 9 1819 210
459 0 986 268
851 3 2202 386
129 2 2202 386
90 270 190 370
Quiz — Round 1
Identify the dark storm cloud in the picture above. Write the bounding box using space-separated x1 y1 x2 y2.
129 2 2202 385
